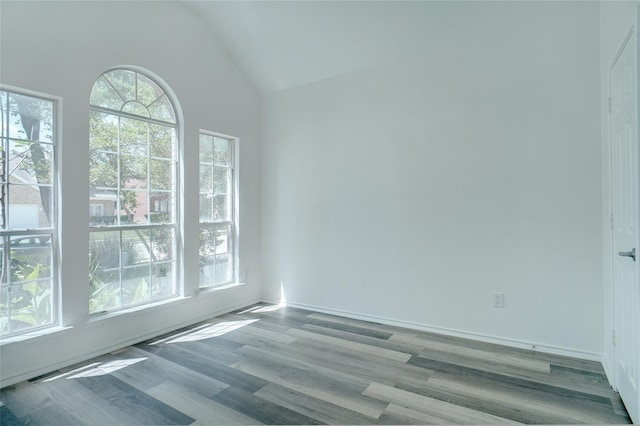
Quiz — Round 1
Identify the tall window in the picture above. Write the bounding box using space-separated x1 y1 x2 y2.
89 69 178 314
0 89 57 336
199 132 236 288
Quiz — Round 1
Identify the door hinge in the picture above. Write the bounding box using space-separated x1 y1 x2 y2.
610 212 614 229
608 97 612 113
612 329 616 346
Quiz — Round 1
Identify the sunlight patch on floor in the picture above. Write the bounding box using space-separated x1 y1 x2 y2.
241 304 285 314
151 319 259 345
43 358 148 382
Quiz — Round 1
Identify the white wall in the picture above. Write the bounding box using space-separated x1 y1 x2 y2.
262 1 603 357
600 0 640 384
0 1 261 386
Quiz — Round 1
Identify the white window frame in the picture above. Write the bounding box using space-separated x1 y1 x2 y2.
198 130 238 289
88 68 180 315
0 85 60 337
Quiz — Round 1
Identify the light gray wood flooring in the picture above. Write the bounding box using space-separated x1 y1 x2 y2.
0 304 632 424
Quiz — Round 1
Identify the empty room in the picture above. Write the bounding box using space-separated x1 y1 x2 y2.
0 0 638 424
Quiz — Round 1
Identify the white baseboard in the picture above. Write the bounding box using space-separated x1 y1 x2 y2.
260 297 281 305
281 301 603 362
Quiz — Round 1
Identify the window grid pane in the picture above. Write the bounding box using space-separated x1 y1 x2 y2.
89 227 176 314
90 69 176 125
199 224 233 288
89 114 177 228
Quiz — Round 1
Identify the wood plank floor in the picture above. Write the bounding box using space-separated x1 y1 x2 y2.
0 304 632 425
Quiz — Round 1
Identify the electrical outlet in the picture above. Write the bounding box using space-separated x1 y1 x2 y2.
493 292 505 308
243 269 249 282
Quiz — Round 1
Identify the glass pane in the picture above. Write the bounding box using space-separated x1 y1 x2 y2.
0 189 4 229
89 112 118 152
199 228 216 262
199 164 213 190
152 262 174 299
90 231 121 268
149 192 173 224
213 194 229 222
0 236 5 270
120 117 148 157
0 139 6 185
151 228 173 262
8 280 53 330
90 151 118 188
213 166 229 194
9 139 53 184
199 194 213 223
137 73 164 107
90 77 124 111
9 235 52 281
89 268 120 314
199 226 232 287
120 190 148 225
214 137 230 166
121 229 151 266
215 227 230 255
7 93 54 143
121 264 150 306
8 185 53 228
148 95 175 123
215 254 231 284
89 190 117 226
122 102 150 118
199 134 214 163
150 159 173 190
149 125 175 159
199 228 216 287
0 284 8 335
121 155 148 189
104 70 136 103
200 262 215 287
1 91 8 133
90 230 121 314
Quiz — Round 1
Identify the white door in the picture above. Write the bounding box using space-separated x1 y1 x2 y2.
610 25 640 424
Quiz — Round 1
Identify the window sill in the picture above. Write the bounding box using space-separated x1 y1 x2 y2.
87 296 192 327
0 325 74 347
198 281 245 295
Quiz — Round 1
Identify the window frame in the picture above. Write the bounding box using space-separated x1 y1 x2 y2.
198 130 238 289
88 68 180 315
0 85 60 337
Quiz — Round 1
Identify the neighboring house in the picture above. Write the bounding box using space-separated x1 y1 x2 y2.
89 179 171 225
7 170 49 229
89 187 117 225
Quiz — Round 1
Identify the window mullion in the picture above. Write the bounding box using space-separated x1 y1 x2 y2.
117 116 122 227
4 235 12 334
146 122 151 226
90 105 176 128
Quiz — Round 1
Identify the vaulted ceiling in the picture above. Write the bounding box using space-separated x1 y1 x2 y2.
184 1 545 94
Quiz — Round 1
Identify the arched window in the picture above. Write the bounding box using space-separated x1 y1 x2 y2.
89 69 178 314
